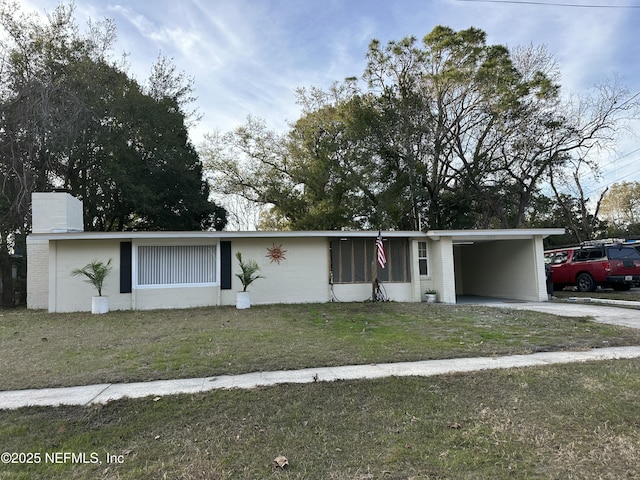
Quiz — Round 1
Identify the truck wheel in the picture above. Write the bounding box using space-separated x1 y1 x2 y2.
576 273 596 292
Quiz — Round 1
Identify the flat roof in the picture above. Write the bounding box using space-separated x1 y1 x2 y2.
427 228 565 242
28 228 565 242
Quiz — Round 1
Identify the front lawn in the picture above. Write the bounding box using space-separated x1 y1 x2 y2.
2 302 639 390
1 359 639 479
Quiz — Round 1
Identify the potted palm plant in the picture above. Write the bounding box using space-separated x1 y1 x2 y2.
71 259 112 314
235 252 264 309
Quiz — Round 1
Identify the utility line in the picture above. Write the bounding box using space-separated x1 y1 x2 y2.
577 146 640 181
572 146 640 196
584 165 640 196
615 90 640 110
457 0 640 8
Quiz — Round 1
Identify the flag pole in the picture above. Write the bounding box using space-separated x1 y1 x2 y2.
372 239 378 302
373 230 386 302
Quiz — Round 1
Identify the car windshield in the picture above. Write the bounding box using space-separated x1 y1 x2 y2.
607 247 640 260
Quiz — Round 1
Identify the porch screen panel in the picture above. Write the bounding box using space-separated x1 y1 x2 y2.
390 239 410 282
340 239 353 283
353 239 367 282
330 237 410 284
330 240 340 284
138 245 216 286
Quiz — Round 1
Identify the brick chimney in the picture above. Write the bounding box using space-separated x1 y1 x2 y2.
31 191 84 233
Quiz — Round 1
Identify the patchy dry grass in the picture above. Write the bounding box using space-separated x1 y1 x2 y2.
2 303 640 478
1 359 639 479
2 303 640 390
0 303 636 391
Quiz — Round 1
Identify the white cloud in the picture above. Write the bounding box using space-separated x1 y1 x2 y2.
14 0 640 189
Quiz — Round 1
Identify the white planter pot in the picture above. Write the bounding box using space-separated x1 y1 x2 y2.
92 296 109 314
425 294 437 304
236 291 251 309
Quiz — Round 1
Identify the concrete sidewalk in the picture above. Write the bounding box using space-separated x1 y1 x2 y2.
2 346 640 410
2 301 639 411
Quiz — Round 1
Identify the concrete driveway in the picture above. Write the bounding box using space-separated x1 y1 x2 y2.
487 301 640 330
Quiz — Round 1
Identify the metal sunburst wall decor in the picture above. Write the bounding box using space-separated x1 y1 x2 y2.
266 243 287 264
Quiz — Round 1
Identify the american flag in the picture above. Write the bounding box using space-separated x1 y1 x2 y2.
376 231 387 269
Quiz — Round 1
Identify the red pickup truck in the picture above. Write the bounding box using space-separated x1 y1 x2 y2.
544 244 640 292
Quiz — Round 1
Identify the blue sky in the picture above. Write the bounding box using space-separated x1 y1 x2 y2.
20 0 640 200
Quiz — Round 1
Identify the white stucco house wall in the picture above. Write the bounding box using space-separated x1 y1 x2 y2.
26 192 564 312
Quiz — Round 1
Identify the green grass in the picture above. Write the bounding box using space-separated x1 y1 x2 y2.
1 359 639 479
2 303 640 390
2 303 640 479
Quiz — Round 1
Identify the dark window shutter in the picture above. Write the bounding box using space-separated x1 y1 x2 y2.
220 241 232 289
120 242 132 293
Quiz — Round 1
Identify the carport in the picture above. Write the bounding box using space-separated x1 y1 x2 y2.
427 229 564 303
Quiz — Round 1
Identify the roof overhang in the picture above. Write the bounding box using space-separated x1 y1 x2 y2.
28 230 421 241
427 228 565 244
28 228 565 243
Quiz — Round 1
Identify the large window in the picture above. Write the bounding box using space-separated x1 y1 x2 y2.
137 245 216 287
330 237 410 283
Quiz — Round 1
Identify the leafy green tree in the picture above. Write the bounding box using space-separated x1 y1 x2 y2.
204 25 636 233
204 84 383 230
0 1 225 234
205 27 563 230
362 28 575 230
285 85 382 229
1 1 103 236
0 1 112 305
202 117 297 228
0 1 225 303
65 59 225 231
